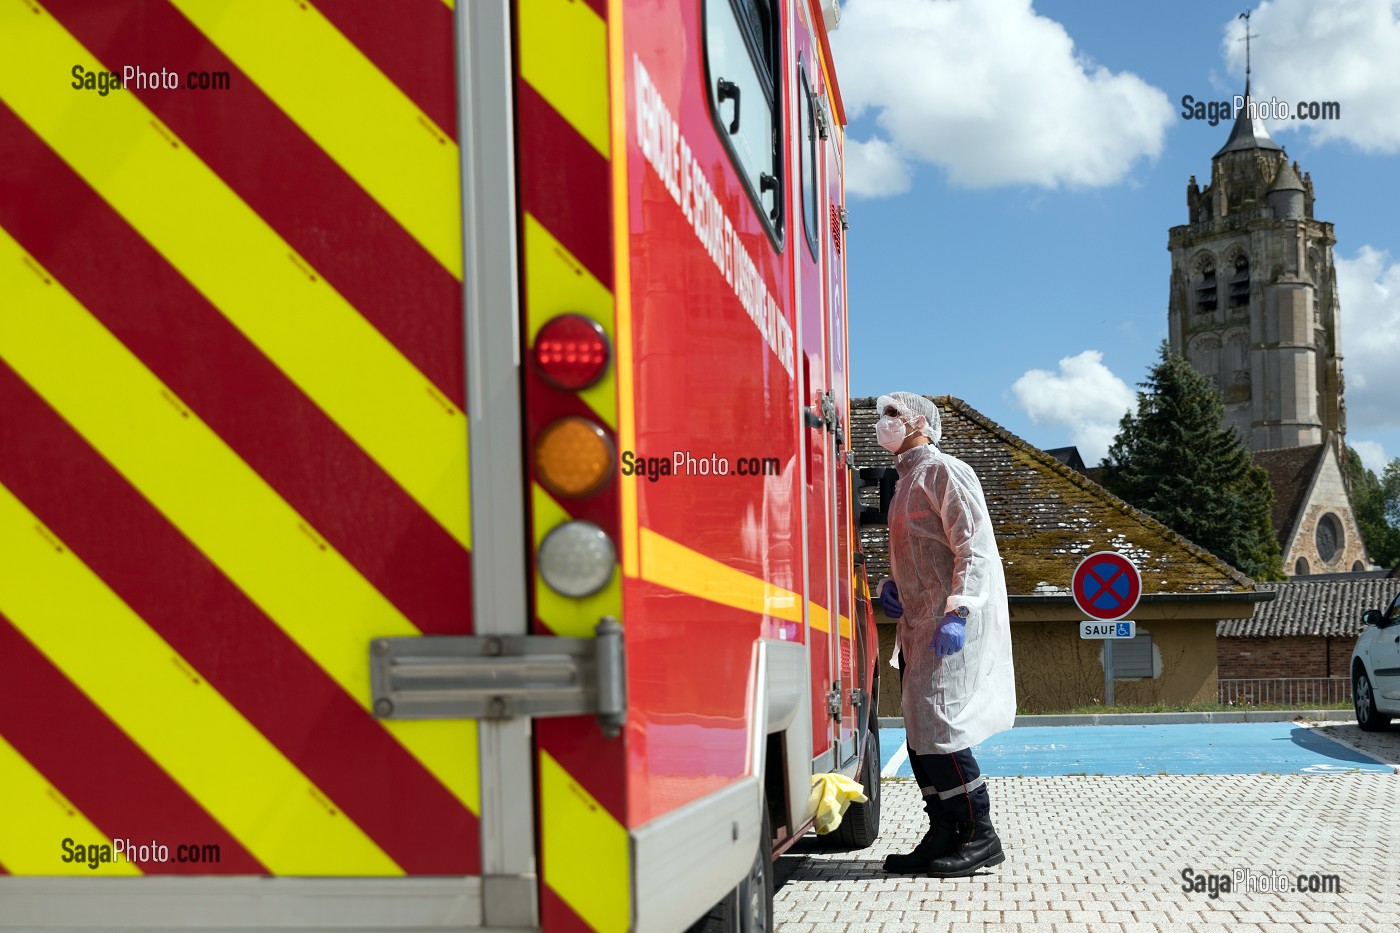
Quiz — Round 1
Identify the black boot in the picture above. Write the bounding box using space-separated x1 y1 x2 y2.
926 814 1005 878
882 804 964 874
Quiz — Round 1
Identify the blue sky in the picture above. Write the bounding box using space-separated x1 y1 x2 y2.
832 0 1400 472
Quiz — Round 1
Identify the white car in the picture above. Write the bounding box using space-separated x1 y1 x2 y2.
1352 589 1400 731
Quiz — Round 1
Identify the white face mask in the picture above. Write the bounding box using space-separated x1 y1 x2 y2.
876 415 910 453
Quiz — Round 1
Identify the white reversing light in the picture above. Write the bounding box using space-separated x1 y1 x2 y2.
538 521 616 597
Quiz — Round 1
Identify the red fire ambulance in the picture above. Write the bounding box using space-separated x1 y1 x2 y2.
0 0 877 930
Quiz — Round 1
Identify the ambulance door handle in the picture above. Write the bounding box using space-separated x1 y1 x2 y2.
716 79 740 133
804 407 824 430
760 172 780 222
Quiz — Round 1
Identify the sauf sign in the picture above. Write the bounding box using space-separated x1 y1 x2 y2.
1072 553 1143 705
1080 620 1136 639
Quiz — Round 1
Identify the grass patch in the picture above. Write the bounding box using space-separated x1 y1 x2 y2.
1017 702 1353 715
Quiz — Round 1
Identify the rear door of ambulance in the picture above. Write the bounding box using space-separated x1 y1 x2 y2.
0 2 543 929
816 54 862 765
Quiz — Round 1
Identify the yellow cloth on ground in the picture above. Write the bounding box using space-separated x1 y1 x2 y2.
807 773 868 834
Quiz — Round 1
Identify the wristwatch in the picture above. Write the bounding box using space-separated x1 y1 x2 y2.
952 606 970 620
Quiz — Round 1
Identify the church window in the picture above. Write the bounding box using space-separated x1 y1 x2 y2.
1196 263 1217 313
1352 561 1366 572
1229 256 1250 308
1315 513 1343 563
1294 557 1309 576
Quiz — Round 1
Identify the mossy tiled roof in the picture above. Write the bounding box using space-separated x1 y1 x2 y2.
851 396 1256 596
1252 444 1326 545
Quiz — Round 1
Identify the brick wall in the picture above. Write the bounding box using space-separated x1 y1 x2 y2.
1217 635 1349 679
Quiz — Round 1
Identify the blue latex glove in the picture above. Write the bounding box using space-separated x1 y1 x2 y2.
930 614 966 657
879 581 903 619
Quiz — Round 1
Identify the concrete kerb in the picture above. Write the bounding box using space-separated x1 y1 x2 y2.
878 709 1357 728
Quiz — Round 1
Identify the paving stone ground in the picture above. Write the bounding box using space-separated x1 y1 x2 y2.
775 721 1400 932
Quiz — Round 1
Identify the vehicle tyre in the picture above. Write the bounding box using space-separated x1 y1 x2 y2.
1354 667 1391 732
829 720 881 849
735 802 774 933
686 803 773 933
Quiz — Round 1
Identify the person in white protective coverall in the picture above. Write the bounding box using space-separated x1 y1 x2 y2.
873 393 1016 877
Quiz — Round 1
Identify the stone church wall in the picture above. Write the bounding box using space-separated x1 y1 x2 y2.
1285 448 1370 575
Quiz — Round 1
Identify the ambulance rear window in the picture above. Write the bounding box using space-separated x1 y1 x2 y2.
705 0 783 244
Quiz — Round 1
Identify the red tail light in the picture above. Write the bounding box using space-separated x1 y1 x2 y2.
533 314 610 390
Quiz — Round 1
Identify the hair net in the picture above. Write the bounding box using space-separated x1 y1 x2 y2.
876 392 943 447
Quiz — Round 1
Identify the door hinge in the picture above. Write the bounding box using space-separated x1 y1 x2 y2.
369 617 626 737
839 207 849 231
850 687 866 711
827 683 842 719
815 103 829 140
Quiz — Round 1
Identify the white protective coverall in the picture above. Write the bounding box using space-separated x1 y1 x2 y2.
881 394 1016 754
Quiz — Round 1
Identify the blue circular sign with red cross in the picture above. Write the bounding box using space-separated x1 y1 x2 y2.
1071 552 1142 621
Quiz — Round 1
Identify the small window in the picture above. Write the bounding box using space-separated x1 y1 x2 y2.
1111 634 1154 679
705 0 782 240
1295 557 1310 576
1196 265 1217 313
799 67 818 259
1229 256 1250 308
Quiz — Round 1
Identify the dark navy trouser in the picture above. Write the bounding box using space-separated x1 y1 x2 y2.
906 745 991 822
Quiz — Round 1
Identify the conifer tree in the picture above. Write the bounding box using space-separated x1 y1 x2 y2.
1102 343 1284 581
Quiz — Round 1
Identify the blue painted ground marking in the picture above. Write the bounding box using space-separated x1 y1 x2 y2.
877 723 1390 777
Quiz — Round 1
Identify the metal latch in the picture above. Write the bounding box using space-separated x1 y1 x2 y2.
827 683 842 719
838 207 849 230
815 104 829 140
850 687 865 711
370 618 626 738
820 392 844 446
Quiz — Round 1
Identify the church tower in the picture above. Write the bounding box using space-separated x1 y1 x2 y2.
1167 46 1369 576
1166 90 1345 455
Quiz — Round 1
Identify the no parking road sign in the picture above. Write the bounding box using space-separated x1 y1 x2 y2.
1071 552 1142 622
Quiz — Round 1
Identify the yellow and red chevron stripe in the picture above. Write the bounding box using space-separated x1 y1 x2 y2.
0 0 478 877
517 0 631 929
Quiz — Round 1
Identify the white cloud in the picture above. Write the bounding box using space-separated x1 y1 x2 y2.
1224 0 1400 153
1011 350 1136 465
843 137 913 198
1352 440 1390 475
830 0 1174 196
1336 246 1400 438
